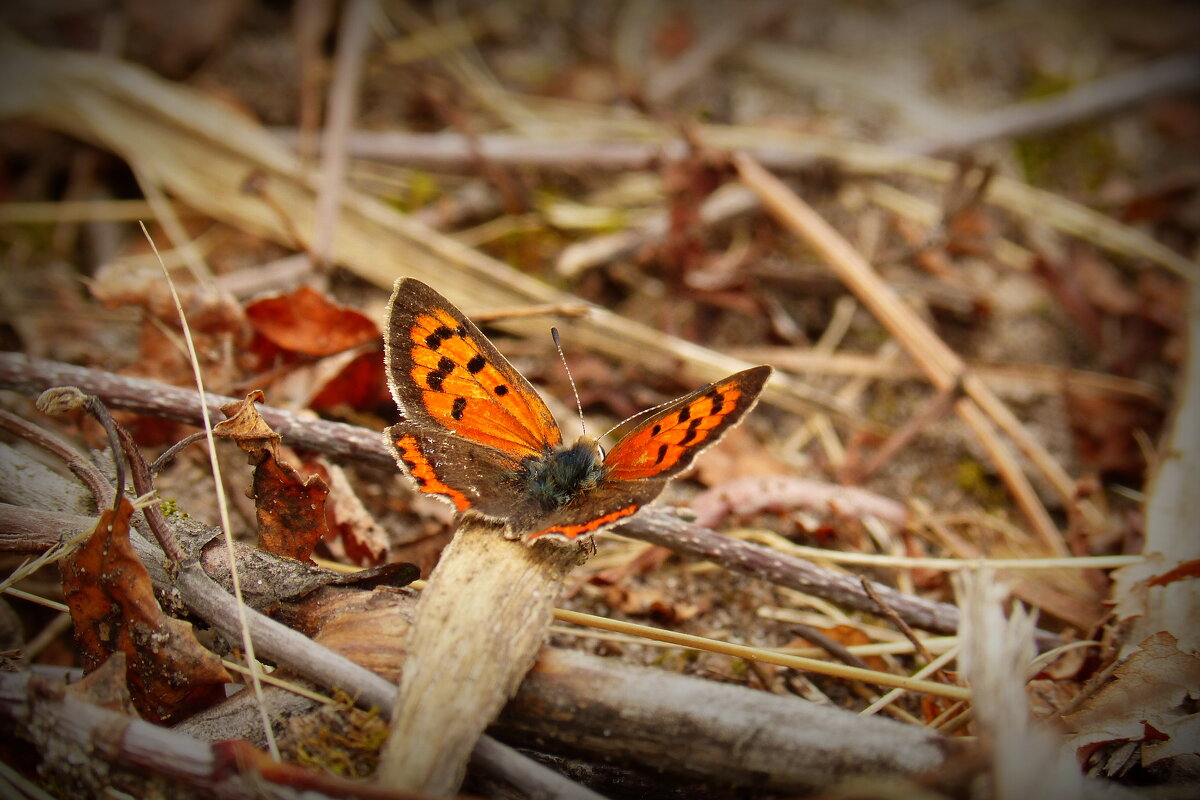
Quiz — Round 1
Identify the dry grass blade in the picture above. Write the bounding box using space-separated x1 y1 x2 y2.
143 225 278 759
554 608 970 701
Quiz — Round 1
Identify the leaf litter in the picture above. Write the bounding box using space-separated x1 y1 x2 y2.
0 1 1196 797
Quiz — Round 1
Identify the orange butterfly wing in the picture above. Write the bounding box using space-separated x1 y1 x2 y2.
384 278 772 542
523 365 772 541
385 278 562 458
602 365 772 481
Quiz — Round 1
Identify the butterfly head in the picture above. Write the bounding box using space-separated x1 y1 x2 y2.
522 436 606 513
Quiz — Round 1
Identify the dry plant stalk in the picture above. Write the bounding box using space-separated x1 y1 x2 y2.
956 570 1087 799
733 152 1072 555
377 523 580 794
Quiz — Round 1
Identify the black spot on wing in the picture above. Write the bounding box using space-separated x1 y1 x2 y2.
677 404 691 423
655 444 669 465
451 396 467 420
679 418 703 446
494 384 509 397
424 325 454 349
466 354 486 374
425 356 457 392
706 388 725 415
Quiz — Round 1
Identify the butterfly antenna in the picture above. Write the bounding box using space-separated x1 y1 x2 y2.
598 393 685 442
551 327 587 437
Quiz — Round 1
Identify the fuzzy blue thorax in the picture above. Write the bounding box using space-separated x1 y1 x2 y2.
520 437 606 512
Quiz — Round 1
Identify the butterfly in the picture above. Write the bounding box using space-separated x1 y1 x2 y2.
384 278 772 543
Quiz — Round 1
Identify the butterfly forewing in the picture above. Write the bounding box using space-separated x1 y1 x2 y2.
602 365 772 481
386 279 563 458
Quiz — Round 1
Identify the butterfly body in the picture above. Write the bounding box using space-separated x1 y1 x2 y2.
384 278 771 543
519 437 606 512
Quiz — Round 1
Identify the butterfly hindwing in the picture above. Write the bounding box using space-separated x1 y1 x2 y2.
523 479 667 541
603 365 772 482
387 422 530 520
385 278 563 459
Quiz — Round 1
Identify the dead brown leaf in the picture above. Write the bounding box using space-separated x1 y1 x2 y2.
216 390 282 455
245 285 379 358
65 651 137 715
1063 389 1161 478
1064 632 1200 768
61 498 230 723
218 392 330 562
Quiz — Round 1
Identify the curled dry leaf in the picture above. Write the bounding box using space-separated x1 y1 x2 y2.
1064 632 1200 769
60 498 231 723
216 390 283 455
217 392 329 562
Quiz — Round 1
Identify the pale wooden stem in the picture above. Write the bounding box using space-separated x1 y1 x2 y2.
377 520 581 795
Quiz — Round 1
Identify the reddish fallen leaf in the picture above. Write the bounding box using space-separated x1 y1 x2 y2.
245 285 379 358
61 498 231 723
307 349 391 416
251 452 330 562
1147 559 1200 588
305 460 388 566
653 7 695 58
217 392 330 562
1063 388 1161 478
242 287 392 415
